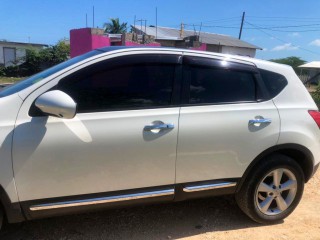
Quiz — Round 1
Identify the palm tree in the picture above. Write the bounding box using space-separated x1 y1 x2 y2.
104 18 127 34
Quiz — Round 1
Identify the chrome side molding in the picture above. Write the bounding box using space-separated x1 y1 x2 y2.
183 182 237 193
30 189 174 211
29 182 237 211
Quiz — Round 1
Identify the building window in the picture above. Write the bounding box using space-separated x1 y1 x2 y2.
3 47 16 67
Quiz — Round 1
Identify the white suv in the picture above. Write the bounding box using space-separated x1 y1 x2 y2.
0 47 319 227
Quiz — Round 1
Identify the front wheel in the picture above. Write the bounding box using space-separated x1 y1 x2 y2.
236 154 304 224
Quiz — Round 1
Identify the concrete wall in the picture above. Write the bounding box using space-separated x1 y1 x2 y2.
155 39 176 47
191 43 207 51
70 28 160 58
206 44 221 53
221 46 256 57
70 28 111 58
125 41 160 47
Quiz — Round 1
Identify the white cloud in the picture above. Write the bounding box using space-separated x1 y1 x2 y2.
309 39 320 46
271 43 298 51
288 32 300 37
262 48 268 51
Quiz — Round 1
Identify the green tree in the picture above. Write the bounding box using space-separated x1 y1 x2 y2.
39 40 70 67
269 56 306 74
104 18 127 34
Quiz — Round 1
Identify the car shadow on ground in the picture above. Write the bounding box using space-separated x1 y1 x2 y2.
0 196 281 240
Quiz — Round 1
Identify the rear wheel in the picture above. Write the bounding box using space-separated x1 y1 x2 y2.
236 154 304 224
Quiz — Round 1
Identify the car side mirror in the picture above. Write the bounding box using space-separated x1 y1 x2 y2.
35 90 77 119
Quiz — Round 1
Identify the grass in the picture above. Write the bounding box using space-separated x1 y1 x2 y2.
0 76 23 84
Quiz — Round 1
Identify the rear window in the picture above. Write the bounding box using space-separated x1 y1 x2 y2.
259 69 288 98
186 65 257 105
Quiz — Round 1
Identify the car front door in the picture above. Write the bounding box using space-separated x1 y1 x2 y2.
176 55 280 185
12 53 182 205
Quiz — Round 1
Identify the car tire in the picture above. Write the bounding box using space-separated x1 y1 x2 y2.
236 153 304 224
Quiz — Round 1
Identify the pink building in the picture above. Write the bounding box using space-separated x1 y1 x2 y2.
70 28 160 58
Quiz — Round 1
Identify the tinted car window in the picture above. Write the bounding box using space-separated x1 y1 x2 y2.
57 58 176 112
259 69 288 98
0 50 103 98
186 65 256 104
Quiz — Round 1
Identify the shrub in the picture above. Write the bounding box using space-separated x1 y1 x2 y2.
2 40 70 77
3 66 20 77
311 84 320 108
0 66 5 76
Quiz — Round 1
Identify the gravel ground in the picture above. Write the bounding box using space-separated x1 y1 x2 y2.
1 170 319 240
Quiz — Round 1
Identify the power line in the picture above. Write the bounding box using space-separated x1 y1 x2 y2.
258 23 320 29
245 21 320 56
184 24 239 29
256 28 320 33
183 16 241 26
184 22 320 31
246 16 320 20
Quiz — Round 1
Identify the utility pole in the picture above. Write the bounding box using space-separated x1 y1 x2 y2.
180 22 184 38
145 20 147 33
136 19 147 34
238 11 245 39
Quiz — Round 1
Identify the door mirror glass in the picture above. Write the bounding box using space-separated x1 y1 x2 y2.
35 90 77 119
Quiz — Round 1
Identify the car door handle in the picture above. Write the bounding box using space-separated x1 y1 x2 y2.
144 123 175 131
249 118 272 124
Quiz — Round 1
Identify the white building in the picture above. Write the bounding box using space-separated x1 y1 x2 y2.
0 41 47 67
132 26 261 57
298 61 320 84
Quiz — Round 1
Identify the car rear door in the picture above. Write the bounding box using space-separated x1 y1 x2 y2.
176 54 280 186
12 52 182 206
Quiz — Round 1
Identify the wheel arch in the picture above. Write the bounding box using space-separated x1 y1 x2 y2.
236 144 314 193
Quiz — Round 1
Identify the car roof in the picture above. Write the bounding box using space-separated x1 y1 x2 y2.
95 46 288 70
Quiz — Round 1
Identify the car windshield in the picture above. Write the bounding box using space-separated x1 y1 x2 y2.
0 50 102 98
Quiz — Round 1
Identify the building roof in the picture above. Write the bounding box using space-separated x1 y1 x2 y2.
132 26 261 50
0 40 48 47
299 61 320 69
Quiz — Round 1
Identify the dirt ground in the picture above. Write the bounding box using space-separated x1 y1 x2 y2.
1 170 319 240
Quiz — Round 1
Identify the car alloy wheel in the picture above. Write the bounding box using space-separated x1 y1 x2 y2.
255 168 297 216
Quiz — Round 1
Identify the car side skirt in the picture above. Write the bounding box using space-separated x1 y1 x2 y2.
20 178 239 220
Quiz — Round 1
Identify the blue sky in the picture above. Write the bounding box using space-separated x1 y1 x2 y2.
1 0 320 61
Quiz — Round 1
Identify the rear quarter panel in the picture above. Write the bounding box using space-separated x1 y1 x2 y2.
255 61 320 167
